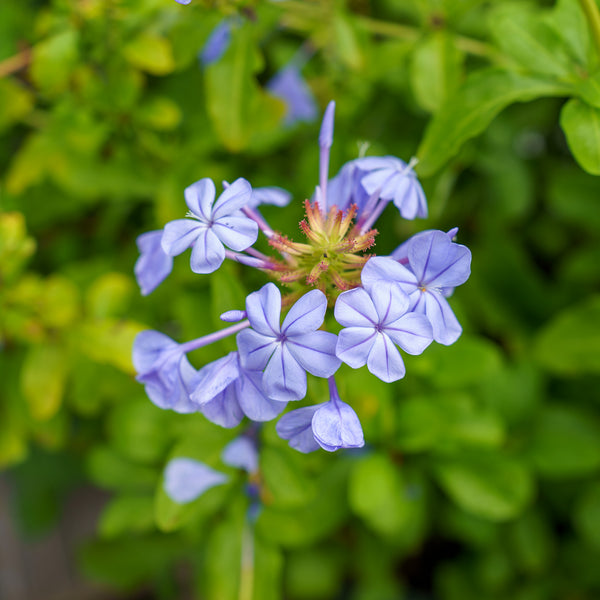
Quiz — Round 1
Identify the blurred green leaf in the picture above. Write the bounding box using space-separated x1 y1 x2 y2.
488 3 574 79
417 68 572 175
534 295 600 375
30 29 79 94
409 32 463 113
20 342 69 420
0 79 33 132
435 452 534 521
99 494 155 539
124 32 175 75
77 318 146 374
137 96 182 131
574 482 600 549
86 273 134 319
527 405 600 478
507 511 554 574
87 445 158 491
0 212 36 281
261 446 315 509
560 98 600 175
349 453 422 540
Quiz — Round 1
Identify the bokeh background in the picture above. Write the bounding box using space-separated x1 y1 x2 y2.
2 0 600 599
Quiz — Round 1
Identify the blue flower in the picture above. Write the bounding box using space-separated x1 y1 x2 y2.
200 20 232 66
334 281 433 382
357 156 428 220
325 159 371 214
248 186 292 209
190 351 287 427
132 331 198 413
222 436 259 474
276 377 364 452
164 458 227 504
134 230 173 295
236 283 341 401
311 381 365 452
276 405 321 453
361 230 471 345
161 178 258 274
266 64 318 126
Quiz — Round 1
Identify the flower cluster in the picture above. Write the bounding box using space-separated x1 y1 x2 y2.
133 101 471 465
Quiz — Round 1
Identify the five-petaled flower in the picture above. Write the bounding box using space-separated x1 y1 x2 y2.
161 178 258 274
236 283 341 401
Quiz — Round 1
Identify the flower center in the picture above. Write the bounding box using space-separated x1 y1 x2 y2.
266 200 377 303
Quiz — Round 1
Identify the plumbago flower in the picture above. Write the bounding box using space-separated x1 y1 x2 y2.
133 100 472 459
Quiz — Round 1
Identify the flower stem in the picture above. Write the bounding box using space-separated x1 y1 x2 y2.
238 522 254 600
579 0 600 57
180 320 250 353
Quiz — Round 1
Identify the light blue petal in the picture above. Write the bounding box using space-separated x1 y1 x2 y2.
366 332 406 382
189 352 239 405
164 458 227 504
245 283 281 336
236 369 287 421
369 281 410 324
335 327 376 368
200 384 244 428
276 405 321 453
334 287 378 328
189 228 226 274
212 178 252 219
213 213 258 251
282 289 327 336
312 399 364 452
222 437 258 473
384 312 433 355
236 329 277 371
263 345 307 401
361 256 418 294
287 331 341 377
184 178 215 221
422 290 463 345
135 230 174 296
161 219 203 257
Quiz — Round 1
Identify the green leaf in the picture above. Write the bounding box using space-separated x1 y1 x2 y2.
435 452 534 521
560 98 600 175
86 273 134 319
508 511 554 574
99 494 155 539
205 24 271 151
488 3 574 79
527 405 600 478
349 453 415 538
546 0 591 67
124 32 175 75
0 212 36 281
137 96 182 131
260 446 314 509
411 336 503 388
257 460 351 548
409 32 463 113
534 295 600 375
333 13 365 71
30 29 79 94
417 68 572 176
574 482 600 548
86 446 158 491
20 343 69 420
575 70 600 108
77 318 146 374
0 78 33 132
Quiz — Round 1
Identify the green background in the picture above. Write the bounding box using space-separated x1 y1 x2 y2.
1 0 600 598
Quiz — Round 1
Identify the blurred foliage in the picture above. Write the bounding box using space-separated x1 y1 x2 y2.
1 0 600 599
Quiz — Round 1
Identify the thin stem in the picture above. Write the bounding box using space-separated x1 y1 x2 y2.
180 320 250 353
242 206 274 238
238 522 255 600
358 16 508 65
0 49 30 78
225 249 274 269
579 0 600 57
